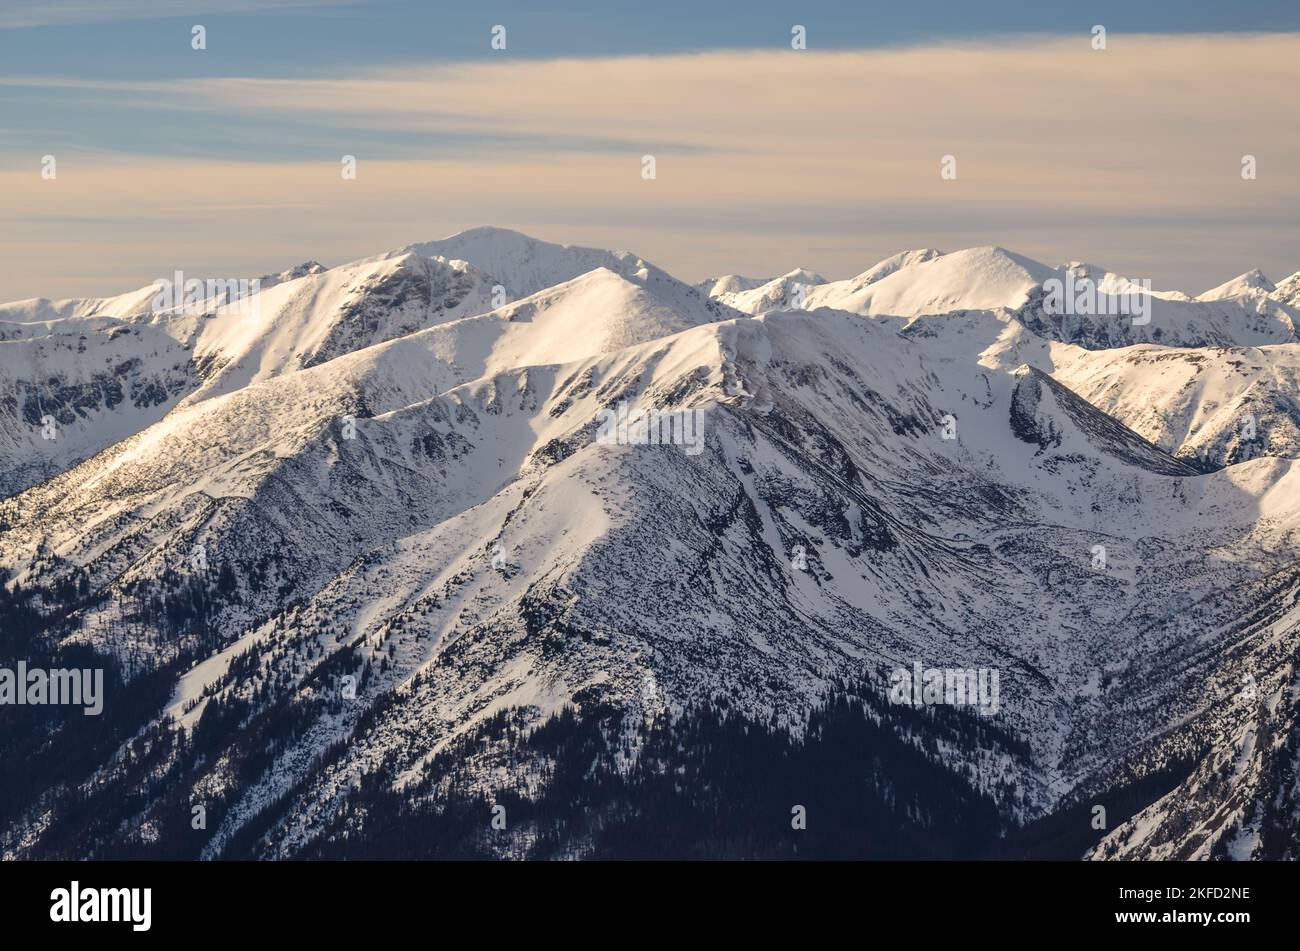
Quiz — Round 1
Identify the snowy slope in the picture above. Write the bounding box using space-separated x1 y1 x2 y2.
173 252 503 404
4 229 1300 862
805 247 1047 316
184 312 1300 856
708 249 945 317
0 261 736 635
1051 343 1300 466
697 273 770 297
388 226 739 326
1015 270 1298 350
0 229 739 493
1200 268 1275 301
710 268 827 313
0 317 197 496
1271 271 1300 308
726 246 1300 352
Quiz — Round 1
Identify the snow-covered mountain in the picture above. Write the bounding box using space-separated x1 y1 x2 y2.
1199 268 1276 301
388 226 738 325
1273 270 1300 309
708 268 828 313
0 229 739 494
0 317 198 497
1049 344 1300 467
2 228 1299 861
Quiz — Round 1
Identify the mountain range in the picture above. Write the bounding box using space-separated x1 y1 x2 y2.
2 227 1298 860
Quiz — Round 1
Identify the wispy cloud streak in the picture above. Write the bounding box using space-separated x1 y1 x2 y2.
0 0 356 29
3 35 1298 299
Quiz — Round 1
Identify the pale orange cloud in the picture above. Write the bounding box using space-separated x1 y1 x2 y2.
4 34 1299 300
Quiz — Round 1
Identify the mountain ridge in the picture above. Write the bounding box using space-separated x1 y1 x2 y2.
3 227 1300 861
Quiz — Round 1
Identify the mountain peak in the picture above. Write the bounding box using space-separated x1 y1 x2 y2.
846 248 944 287
388 227 648 301
1271 269 1300 306
258 260 328 289
778 267 828 284
799 245 1053 317
1199 267 1275 300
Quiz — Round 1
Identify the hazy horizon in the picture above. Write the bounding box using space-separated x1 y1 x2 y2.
4 2 1300 300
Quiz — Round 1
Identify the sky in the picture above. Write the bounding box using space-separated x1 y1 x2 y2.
2 0 1299 300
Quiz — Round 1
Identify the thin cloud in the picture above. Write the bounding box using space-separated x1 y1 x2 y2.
3 35 1299 299
0 0 358 29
